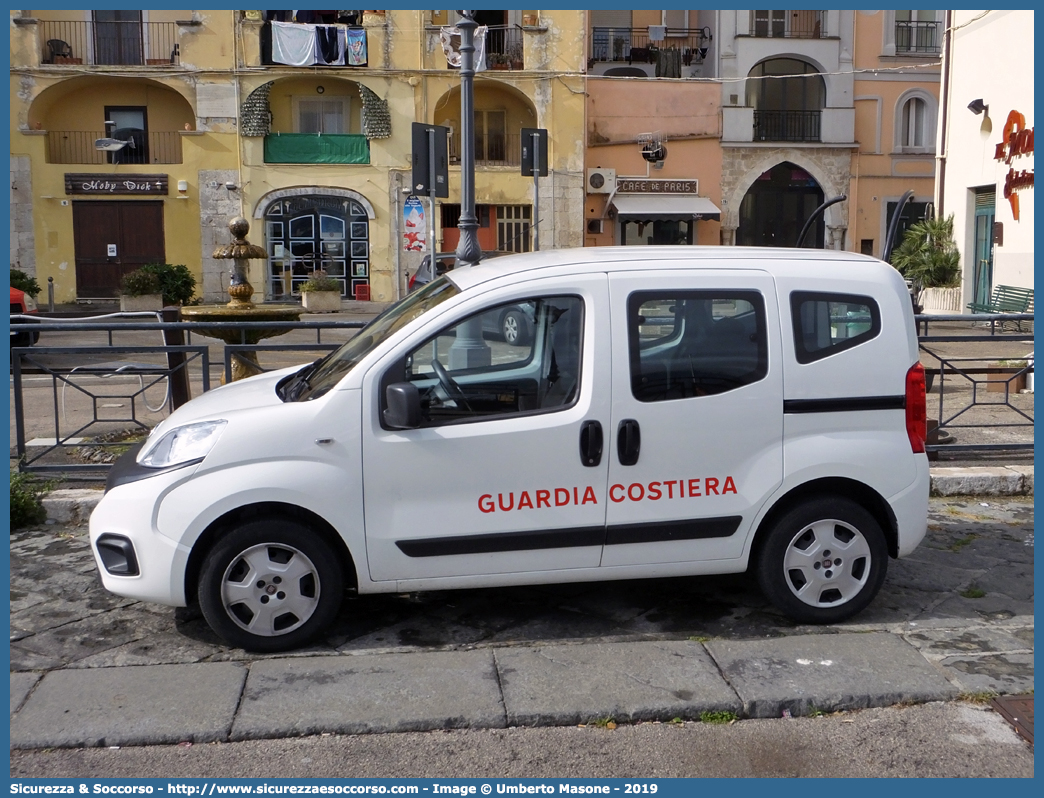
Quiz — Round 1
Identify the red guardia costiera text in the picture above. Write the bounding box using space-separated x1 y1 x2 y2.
478 476 737 513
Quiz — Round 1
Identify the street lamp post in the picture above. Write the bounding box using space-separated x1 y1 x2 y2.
454 10 482 268
449 10 490 370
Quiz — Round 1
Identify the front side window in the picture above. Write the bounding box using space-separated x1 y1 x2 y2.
628 291 767 402
791 291 881 364
392 295 584 426
283 278 459 401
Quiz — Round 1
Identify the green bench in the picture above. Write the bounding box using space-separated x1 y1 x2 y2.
968 284 1034 331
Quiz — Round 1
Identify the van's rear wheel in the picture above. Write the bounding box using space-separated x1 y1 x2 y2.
198 520 343 652
756 497 887 624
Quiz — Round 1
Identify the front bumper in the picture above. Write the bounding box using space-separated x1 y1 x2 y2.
88 464 195 607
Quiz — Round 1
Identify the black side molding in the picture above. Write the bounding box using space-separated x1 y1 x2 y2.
605 516 742 546
396 516 742 558
396 526 604 557
783 395 904 414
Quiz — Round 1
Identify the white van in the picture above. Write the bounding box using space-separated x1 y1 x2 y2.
90 247 929 651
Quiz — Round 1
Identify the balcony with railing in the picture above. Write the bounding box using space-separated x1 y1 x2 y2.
748 11 824 39
753 110 821 142
449 132 521 167
895 20 941 54
483 25 525 70
46 130 182 164
263 133 370 164
38 20 180 66
590 27 710 67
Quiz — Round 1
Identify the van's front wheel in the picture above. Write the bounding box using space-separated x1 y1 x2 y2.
757 497 887 624
198 520 344 652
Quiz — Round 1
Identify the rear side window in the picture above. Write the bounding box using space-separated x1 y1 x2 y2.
628 291 767 402
791 291 881 364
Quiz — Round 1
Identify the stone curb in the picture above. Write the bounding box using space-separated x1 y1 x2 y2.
42 465 1034 523
8 631 988 749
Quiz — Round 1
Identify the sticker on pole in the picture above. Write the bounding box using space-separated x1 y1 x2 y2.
403 196 426 252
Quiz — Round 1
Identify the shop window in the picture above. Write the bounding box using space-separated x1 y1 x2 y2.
266 195 370 299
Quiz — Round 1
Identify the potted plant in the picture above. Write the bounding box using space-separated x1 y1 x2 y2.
489 52 509 70
889 215 961 314
986 359 1028 393
121 262 197 310
119 268 164 312
507 42 524 70
299 270 343 312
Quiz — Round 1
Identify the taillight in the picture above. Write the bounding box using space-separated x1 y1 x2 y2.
905 362 926 453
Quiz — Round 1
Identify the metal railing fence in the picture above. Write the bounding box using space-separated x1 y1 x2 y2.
38 20 180 66
9 312 1033 476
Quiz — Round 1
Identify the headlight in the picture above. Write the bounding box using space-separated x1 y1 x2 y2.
137 420 227 468
22 294 37 312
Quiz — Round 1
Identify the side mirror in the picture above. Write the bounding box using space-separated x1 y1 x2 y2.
383 382 421 429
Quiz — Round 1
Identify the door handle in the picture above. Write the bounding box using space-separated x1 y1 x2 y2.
579 420 603 467
617 419 641 466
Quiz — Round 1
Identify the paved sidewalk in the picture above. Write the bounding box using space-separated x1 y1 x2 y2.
8 492 1033 750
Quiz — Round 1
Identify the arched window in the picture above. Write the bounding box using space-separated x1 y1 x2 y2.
264 194 371 299
901 97 926 148
747 59 826 142
894 91 936 153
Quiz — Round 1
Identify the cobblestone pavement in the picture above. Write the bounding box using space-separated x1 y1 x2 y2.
10 497 1032 687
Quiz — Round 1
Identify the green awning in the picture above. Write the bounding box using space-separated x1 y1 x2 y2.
263 133 370 164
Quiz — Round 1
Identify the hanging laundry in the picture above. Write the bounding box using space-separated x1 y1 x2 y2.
315 25 344 65
440 25 487 71
271 20 318 66
345 27 367 65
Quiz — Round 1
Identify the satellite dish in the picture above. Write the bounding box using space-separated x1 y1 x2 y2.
95 138 129 151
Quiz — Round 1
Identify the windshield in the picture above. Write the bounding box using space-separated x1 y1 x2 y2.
288 277 459 401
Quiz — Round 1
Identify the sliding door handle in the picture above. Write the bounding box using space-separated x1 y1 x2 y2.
579 420 603 467
617 418 641 466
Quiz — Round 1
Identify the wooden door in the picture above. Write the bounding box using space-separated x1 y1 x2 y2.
73 201 165 297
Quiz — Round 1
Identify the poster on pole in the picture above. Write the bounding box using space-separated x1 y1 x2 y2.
403 195 426 251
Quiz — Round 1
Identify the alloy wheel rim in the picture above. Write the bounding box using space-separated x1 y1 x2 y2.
220 543 321 636
782 518 872 608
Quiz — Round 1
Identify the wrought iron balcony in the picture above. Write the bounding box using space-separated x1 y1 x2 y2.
590 26 710 66
483 25 524 69
748 11 824 39
46 131 182 164
449 132 521 167
753 110 821 142
896 20 941 54
38 20 180 66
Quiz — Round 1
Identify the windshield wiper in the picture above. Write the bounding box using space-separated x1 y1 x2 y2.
280 358 324 402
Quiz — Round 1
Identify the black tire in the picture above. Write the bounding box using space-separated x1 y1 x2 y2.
501 309 529 346
198 519 344 652
756 497 888 624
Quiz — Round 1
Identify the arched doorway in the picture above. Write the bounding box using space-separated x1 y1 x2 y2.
737 162 824 247
263 194 371 299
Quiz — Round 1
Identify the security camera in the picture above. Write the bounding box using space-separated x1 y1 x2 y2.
224 181 238 190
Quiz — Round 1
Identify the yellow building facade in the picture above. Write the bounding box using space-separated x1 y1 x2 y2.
10 10 587 305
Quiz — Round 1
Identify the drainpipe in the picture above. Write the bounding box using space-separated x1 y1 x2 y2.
935 10 952 217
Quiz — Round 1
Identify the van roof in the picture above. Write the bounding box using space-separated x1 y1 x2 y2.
446 246 887 292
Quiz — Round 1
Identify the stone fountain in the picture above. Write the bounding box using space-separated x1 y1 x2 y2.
181 216 302 382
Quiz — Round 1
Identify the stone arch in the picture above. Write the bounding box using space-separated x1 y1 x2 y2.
724 151 846 232
252 186 376 220
26 75 195 132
